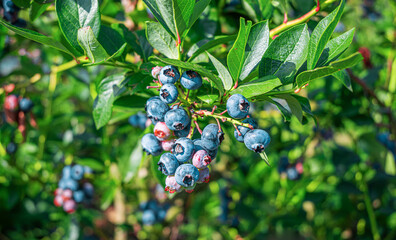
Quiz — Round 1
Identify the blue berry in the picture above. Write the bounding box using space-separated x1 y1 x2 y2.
234 118 258 142
180 70 202 90
146 98 169 122
6 142 17 154
71 165 84 180
82 182 94 198
157 209 167 221
19 98 34 112
141 133 163 156
244 129 271 153
159 65 180 84
73 190 85 203
164 108 190 131
128 112 147 129
227 94 250 119
62 166 72 179
172 138 194 163
174 122 191 138
287 167 299 180
201 124 224 150
142 209 156 225
194 139 217 159
158 153 180 175
159 84 179 104
175 164 199 188
64 178 78 191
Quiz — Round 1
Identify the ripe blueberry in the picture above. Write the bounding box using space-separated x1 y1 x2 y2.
82 182 94 198
73 190 85 203
62 166 72 179
158 153 179 175
201 124 224 150
180 70 202 90
64 178 78 191
287 167 299 180
194 139 218 159
142 209 156 225
154 122 172 140
164 108 190 131
159 84 179 104
19 98 34 112
192 150 212 169
175 164 199 188
146 97 169 122
174 123 191 138
165 175 182 193
172 138 194 163
129 112 147 129
243 129 271 153
141 133 163 156
234 118 258 142
6 142 17 154
159 65 180 84
227 94 250 119
71 164 84 180
197 167 210 183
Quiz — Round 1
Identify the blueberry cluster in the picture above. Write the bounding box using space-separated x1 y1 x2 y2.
142 65 271 193
278 157 304 180
4 94 34 113
0 0 26 27
139 200 169 225
54 165 94 213
128 112 148 129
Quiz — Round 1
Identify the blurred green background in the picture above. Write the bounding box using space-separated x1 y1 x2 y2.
0 0 395 239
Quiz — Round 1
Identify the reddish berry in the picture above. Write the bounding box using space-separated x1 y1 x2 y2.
192 150 212 169
54 188 63 196
154 122 172 140
63 199 76 213
54 195 63 207
4 95 18 111
62 189 73 200
161 139 176 151
197 167 210 183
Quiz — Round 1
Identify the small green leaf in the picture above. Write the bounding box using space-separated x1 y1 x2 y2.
77 26 109 63
0 19 75 57
240 20 269 81
188 0 211 29
146 21 178 59
187 35 236 62
296 52 363 87
113 95 149 109
30 2 51 21
259 151 270 166
197 94 218 105
149 56 224 94
232 75 282 98
316 28 355 67
260 96 292 121
276 94 303 123
307 0 345 70
83 43 127 66
143 0 175 38
93 73 129 129
173 0 195 39
227 18 252 82
75 158 104 171
56 0 101 54
97 25 126 57
207 52 233 90
332 70 353 92
259 24 309 84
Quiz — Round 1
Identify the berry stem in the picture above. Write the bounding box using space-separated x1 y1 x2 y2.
194 110 252 129
186 89 190 100
233 123 242 136
219 110 228 115
194 120 202 134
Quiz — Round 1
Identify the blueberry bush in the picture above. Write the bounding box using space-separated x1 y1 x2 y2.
0 0 395 239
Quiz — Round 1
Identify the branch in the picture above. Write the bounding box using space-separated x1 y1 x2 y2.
270 0 338 38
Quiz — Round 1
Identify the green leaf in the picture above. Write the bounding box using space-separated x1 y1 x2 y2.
146 21 178 59
12 0 31 8
197 94 218 105
332 69 353 92
56 0 101 54
93 73 129 129
259 96 292 121
123 144 144 182
259 152 270 166
0 19 75 57
292 94 314 117
189 0 211 28
276 94 303 123
83 43 127 66
77 26 109 63
187 35 236 62
316 28 355 67
259 24 309 84
34 0 55 3
173 0 195 39
136 30 154 62
30 2 51 21
231 75 282 98
240 20 269 81
227 18 252 82
207 52 233 90
97 25 126 57
307 0 345 70
143 0 175 38
149 56 224 94
113 95 149 109
296 52 363 87
75 158 104 171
